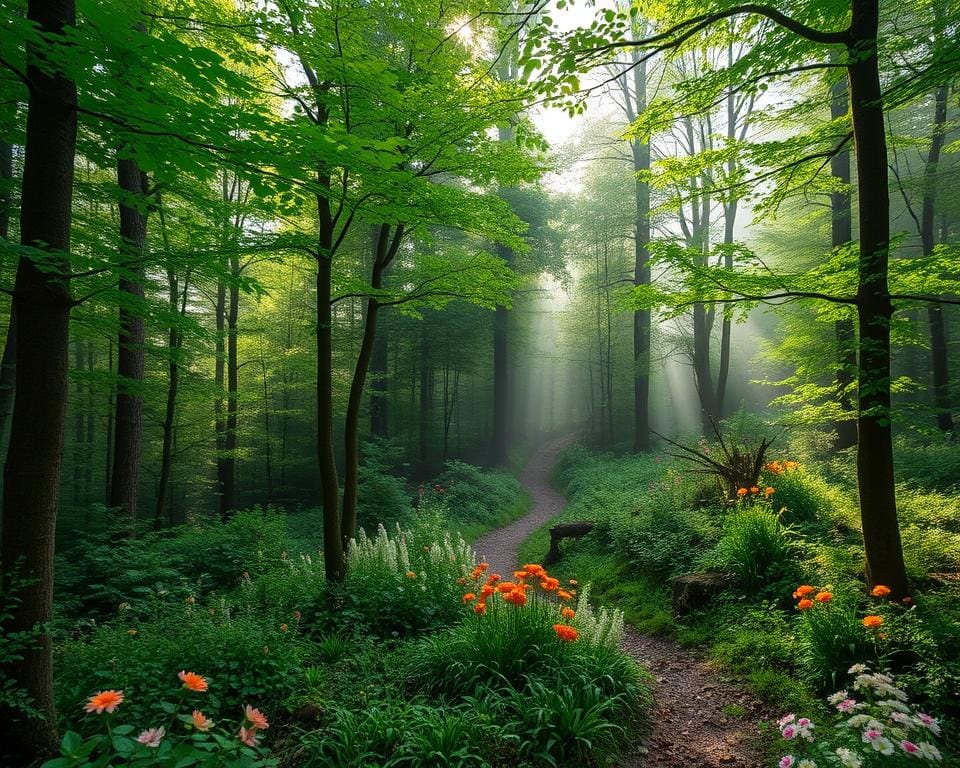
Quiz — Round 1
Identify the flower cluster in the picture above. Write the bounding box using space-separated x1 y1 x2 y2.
463 562 580 641
737 485 776 499
46 671 273 766
765 460 799 475
774 665 944 767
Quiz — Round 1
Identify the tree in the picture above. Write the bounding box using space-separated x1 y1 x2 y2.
0 0 77 758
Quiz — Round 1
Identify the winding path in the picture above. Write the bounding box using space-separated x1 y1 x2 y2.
474 438 767 768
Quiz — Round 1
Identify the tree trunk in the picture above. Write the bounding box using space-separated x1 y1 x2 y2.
419 319 432 467
155 265 180 529
260 337 273 504
214 270 227 515
0 141 15 455
220 253 239 515
73 341 85 507
847 0 908 599
108 156 147 537
489 244 511 466
920 86 953 435
0 0 76 758
830 63 859 450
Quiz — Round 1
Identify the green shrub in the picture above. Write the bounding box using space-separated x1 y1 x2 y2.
763 465 855 527
710 603 797 673
706 506 797 591
343 519 475 636
894 438 960 492
358 442 412 532
434 461 527 527
794 592 871 691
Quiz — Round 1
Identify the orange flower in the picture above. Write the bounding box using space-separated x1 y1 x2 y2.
561 607 575 620
496 581 518 593
244 705 269 731
863 615 883 629
462 593 476 603
406 571 417 580
785 461 799 471
764 487 775 498
473 602 486 615
486 574 501 584
523 564 545 576
815 591 832 603
553 624 578 642
480 584 494 598
765 461 784 475
737 487 748 497
750 486 759 494
557 589 573 601
539 577 560 592
85 690 124 714
792 584 816 599
870 584 891 598
178 671 208 693
503 589 527 606
192 710 213 732
477 562 489 572
797 599 814 610
514 570 528 580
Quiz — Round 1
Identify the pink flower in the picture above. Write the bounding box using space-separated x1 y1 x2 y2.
901 741 919 754
782 725 797 739
779 756 795 768
244 705 269 730
136 727 165 748
863 729 883 743
778 713 796 728
797 718 811 728
837 699 857 712
239 727 259 747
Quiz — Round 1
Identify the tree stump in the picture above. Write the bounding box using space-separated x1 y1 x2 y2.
544 521 595 565
670 572 733 615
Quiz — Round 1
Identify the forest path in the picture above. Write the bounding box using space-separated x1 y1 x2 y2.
473 438 767 768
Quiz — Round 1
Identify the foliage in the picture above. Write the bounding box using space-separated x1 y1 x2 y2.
434 461 528 528
0 570 44 720
706 505 797 592
42 673 275 768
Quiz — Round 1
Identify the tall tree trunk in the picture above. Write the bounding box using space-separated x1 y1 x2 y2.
73 340 85 507
847 0 908 599
104 340 114 502
342 224 403 543
831 62 859 450
155 265 180 529
84 341 94 496
220 253 239 515
0 0 76 758
920 86 953 435
716 63 737 414
419 320 432 467
214 271 227 515
108 156 147 536
0 141 16 455
489 245 511 466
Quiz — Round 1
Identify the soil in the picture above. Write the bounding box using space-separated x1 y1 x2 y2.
473 438 768 768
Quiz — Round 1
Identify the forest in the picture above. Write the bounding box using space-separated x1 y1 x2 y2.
0 0 958 765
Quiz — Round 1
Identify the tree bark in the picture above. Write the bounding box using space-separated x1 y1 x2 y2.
489 245 511 466
920 86 953 435
0 141 15 455
342 224 403 544
0 0 76 758
847 0 908 599
830 67 859 450
108 156 147 537
220 252 240 515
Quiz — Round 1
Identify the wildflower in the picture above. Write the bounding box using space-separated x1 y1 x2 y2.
486 573 501 583
480 585 494 598
462 593 476 603
765 487 775 498
837 699 858 713
473 602 486 615
456 578 466 585
916 713 941 736
798 761 817 768
553 624 578 642
294 611 301 621
496 581 518 593
862 730 894 755
918 742 942 761
848 663 868 674
785 461 799 470
239 727 259 747
568 579 578 586
85 690 124 715
477 562 489 572
244 705 269 731
862 615 883 629
136 727 165 748
178 671 209 692
406 571 417 580
766 461 784 475
523 564 544 576
557 589 573 601
127 628 138 636
192 710 213 732
778 714 796 728
279 623 288 632
503 589 527 606
870 584 891 598
186 596 195 605
792 585 816 599
815 591 832 603
514 570 528 580
750 486 759 494
782 725 797 739
561 607 575 620
737 487 748 497
779 756 794 768
902 596 913 605
900 740 919 755
828 691 848 705
835 747 862 768
797 599 814 611
540 576 560 592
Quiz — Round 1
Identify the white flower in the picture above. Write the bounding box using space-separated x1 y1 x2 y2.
848 664 868 674
778 713 796 728
877 699 911 714
136 727 165 748
782 724 798 740
890 711 912 726
828 691 848 705
918 742 942 761
798 760 817 768
916 713 942 736
835 747 862 768
846 715 871 729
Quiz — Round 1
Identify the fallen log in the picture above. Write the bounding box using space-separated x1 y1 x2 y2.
544 520 595 565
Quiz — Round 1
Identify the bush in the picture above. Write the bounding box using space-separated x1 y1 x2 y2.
358 442 412 532
343 517 476 636
793 590 872 691
762 463 855 527
434 460 527 527
706 505 797 592
895 438 960 492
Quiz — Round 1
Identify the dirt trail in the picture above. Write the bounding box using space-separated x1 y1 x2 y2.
474 439 767 768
